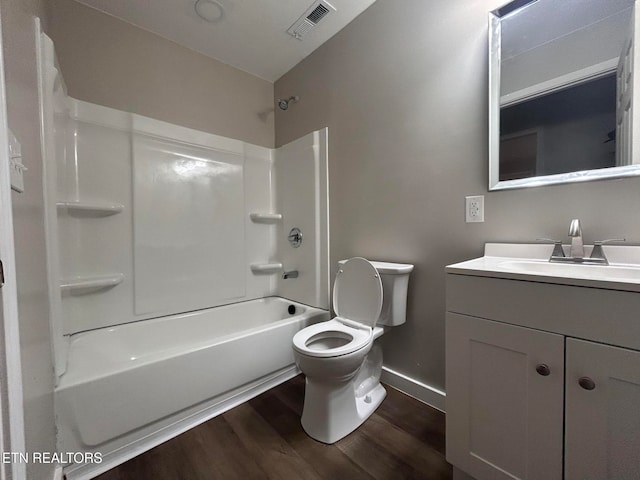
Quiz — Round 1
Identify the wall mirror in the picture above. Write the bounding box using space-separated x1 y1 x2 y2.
489 0 639 190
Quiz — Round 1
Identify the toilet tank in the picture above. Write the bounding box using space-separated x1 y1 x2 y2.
337 259 414 326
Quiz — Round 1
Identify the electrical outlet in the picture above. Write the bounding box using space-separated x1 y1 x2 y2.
465 195 484 223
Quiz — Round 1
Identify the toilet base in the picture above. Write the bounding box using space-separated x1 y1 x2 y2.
301 377 386 444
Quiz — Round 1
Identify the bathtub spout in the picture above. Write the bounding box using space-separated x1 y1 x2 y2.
283 270 299 279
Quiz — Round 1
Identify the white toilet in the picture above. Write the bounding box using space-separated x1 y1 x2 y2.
292 257 414 444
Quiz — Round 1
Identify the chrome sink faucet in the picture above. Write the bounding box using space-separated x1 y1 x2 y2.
545 218 626 264
568 219 584 259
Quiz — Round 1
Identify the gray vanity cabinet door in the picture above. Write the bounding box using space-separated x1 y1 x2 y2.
446 313 564 480
565 338 640 480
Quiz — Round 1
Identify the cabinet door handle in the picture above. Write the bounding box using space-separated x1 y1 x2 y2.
578 377 596 390
535 364 551 376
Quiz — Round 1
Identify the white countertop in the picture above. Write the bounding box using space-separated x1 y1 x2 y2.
446 243 640 293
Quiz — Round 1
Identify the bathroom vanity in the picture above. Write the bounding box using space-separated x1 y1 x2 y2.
445 243 640 480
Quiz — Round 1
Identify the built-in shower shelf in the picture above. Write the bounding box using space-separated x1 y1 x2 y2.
57 201 124 217
249 213 282 224
250 263 283 274
61 273 124 295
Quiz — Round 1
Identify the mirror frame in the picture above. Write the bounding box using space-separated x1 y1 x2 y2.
488 1 640 191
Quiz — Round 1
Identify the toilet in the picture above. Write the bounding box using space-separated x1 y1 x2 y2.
292 257 414 444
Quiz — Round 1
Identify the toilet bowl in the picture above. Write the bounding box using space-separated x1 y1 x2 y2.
293 319 373 378
292 257 413 444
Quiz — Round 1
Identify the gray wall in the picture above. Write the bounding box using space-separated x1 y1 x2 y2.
275 0 640 392
50 0 275 148
0 1 56 478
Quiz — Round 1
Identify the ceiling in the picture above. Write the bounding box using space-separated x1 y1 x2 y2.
74 0 377 82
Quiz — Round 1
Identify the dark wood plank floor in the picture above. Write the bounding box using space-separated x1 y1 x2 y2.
96 375 452 480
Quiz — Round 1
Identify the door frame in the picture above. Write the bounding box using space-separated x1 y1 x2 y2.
0 6 27 480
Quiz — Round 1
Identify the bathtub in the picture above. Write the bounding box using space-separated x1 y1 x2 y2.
57 297 328 477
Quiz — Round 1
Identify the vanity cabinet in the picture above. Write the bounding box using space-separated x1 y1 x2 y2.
446 270 640 480
446 313 564 480
564 339 640 480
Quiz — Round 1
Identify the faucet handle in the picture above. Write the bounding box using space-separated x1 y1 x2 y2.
593 238 626 245
536 238 565 258
589 239 625 264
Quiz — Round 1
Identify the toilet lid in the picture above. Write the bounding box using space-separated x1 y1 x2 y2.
333 257 383 328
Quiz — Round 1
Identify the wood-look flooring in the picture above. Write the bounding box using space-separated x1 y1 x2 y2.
96 375 452 480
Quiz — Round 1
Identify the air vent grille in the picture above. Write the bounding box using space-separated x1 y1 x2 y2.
287 0 336 40
307 4 330 24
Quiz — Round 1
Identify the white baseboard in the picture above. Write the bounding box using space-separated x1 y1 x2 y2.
64 366 300 480
381 366 446 412
52 464 64 480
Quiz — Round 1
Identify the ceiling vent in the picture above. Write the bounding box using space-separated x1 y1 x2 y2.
287 0 336 40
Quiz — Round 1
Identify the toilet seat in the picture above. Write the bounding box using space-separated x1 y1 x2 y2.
293 257 383 358
292 318 372 358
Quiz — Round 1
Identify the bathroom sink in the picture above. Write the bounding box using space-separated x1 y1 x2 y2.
446 243 640 292
497 260 640 282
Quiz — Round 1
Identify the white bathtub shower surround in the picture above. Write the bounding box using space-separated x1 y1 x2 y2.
133 133 245 315
59 297 329 479
50 99 329 337
56 101 266 334
276 131 330 309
